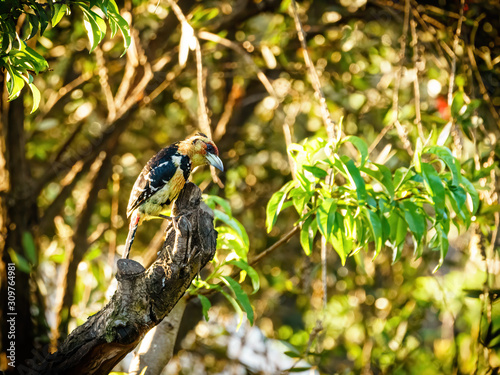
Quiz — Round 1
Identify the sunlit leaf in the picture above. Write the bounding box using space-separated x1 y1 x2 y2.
213 210 249 251
400 201 426 240
425 146 461 187
343 135 368 167
421 162 445 216
227 260 260 294
21 231 37 265
222 276 254 325
8 249 31 273
266 180 294 232
460 176 479 214
340 158 366 201
316 198 336 240
198 295 211 321
300 215 317 256
303 165 328 179
363 207 383 258
52 3 68 26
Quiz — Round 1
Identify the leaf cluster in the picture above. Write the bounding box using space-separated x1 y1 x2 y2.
267 135 478 271
189 195 259 327
0 0 130 112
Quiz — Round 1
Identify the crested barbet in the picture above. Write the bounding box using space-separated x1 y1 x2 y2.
123 133 223 258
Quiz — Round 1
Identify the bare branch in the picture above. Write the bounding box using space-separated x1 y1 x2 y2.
410 18 425 141
128 298 187 375
198 31 277 98
95 46 117 122
213 81 242 142
448 0 465 157
290 0 337 140
466 14 500 132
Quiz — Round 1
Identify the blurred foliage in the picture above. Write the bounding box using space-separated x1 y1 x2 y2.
0 0 130 111
2 0 500 373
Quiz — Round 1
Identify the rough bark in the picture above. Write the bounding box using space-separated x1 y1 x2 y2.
18 183 216 375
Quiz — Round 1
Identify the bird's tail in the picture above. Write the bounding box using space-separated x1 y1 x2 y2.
123 213 140 259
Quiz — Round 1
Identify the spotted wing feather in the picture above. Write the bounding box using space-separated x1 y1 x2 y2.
126 144 191 217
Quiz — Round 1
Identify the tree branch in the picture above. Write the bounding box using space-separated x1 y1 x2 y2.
25 183 216 375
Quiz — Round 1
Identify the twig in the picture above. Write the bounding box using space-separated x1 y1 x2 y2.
290 0 337 140
466 14 500 132
115 27 140 108
250 226 300 266
448 0 465 157
95 46 117 122
143 66 183 105
38 73 93 120
282 104 299 181
197 31 297 180
213 81 241 142
410 18 425 141
392 0 413 156
320 236 327 311
50 121 85 166
108 172 120 265
194 40 211 137
369 0 413 155
198 31 277 98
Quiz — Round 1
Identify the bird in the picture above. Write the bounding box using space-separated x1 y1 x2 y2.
123 132 224 259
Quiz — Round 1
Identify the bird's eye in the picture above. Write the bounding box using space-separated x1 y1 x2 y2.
206 143 216 154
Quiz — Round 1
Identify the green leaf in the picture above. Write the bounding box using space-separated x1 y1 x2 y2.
340 158 367 201
460 176 479 214
329 212 347 265
222 276 254 325
203 195 232 214
213 210 249 251
343 135 369 167
5 65 25 101
7 249 31 273
21 231 37 265
362 164 395 199
27 80 41 113
425 146 461 186
433 222 449 272
27 13 39 39
421 163 445 216
221 289 243 327
266 181 294 232
414 137 423 173
363 207 383 258
451 91 465 118
198 295 211 321
108 6 131 53
388 210 407 247
289 188 311 215
81 6 106 52
400 201 426 240
300 215 317 256
227 260 260 294
447 185 468 223
316 198 336 240
216 226 248 260
303 165 328 179
51 3 67 26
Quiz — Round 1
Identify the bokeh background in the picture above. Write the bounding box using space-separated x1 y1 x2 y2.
1 0 500 373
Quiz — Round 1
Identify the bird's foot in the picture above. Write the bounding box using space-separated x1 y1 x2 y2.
159 214 180 233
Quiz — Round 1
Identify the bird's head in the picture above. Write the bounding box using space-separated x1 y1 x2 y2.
179 132 224 171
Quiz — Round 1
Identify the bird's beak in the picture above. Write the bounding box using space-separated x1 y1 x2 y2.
206 152 224 171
